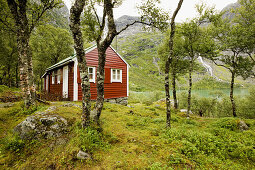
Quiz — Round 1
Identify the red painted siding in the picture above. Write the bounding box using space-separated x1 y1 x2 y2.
44 46 128 101
77 47 128 100
68 63 74 100
49 68 63 97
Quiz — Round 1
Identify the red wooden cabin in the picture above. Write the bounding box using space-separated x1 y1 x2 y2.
42 45 129 102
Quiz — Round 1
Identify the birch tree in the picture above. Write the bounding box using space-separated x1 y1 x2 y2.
158 28 189 110
4 0 61 108
208 19 254 117
164 0 183 127
80 0 169 125
70 0 92 128
198 1 255 117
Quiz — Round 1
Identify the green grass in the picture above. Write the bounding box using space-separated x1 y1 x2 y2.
0 101 254 169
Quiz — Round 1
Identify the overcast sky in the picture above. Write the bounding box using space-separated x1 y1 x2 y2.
63 0 237 22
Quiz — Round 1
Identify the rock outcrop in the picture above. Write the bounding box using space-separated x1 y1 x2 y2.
14 106 68 140
237 120 249 131
77 151 91 160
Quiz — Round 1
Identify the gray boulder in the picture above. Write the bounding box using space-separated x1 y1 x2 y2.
237 120 249 131
77 151 91 160
61 103 82 109
155 104 160 108
14 111 68 140
180 109 193 114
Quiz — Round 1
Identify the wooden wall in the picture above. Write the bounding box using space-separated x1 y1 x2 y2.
77 47 128 100
44 47 128 101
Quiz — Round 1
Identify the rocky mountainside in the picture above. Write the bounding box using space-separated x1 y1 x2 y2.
221 0 240 20
113 1 255 91
46 3 70 29
115 15 146 38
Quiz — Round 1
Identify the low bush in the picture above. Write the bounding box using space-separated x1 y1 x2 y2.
3 136 25 153
177 87 255 119
163 124 255 165
73 123 112 154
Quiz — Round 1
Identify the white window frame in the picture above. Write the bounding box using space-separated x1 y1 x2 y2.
46 75 49 92
111 69 122 83
88 67 96 83
57 69 61 84
52 71 55 84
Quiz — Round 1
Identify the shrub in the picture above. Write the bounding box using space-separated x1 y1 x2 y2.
191 95 218 117
75 124 110 153
212 117 241 131
0 85 10 93
236 88 255 119
163 126 255 163
4 136 25 153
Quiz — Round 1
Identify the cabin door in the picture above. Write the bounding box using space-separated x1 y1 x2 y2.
63 66 69 98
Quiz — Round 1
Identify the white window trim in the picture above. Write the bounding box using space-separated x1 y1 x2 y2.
46 75 49 92
111 68 122 83
52 72 55 84
57 69 61 84
88 67 96 83
73 58 78 101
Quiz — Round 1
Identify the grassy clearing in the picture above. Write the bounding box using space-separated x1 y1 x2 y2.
0 100 254 169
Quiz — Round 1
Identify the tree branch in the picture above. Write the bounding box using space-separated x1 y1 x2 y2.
29 1 60 33
6 0 19 25
247 52 255 63
100 4 107 34
90 0 101 27
116 20 163 35
212 59 232 71
0 18 15 33
171 0 183 25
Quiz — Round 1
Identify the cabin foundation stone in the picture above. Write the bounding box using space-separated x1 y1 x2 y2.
105 97 128 106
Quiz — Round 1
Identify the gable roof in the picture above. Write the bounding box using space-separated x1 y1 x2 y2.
109 46 130 67
42 45 129 78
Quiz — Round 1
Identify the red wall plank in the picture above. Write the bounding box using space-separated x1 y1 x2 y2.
48 47 128 101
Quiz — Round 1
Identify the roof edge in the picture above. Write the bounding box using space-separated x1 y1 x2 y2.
110 45 130 67
42 44 130 78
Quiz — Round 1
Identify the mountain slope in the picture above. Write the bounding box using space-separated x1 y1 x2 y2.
46 3 70 29
221 1 241 20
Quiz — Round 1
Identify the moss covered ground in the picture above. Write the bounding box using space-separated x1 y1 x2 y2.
0 99 254 169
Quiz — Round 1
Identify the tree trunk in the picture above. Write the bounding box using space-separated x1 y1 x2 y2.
7 0 36 108
17 30 35 107
164 0 184 128
92 0 117 125
94 48 107 123
7 65 11 87
165 59 171 128
70 0 91 128
15 62 19 88
40 77 43 91
230 71 237 117
187 60 193 117
26 42 36 104
172 70 178 109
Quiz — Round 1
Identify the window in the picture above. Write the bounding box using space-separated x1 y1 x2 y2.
57 69 61 84
52 71 55 84
88 67 95 83
111 69 122 83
